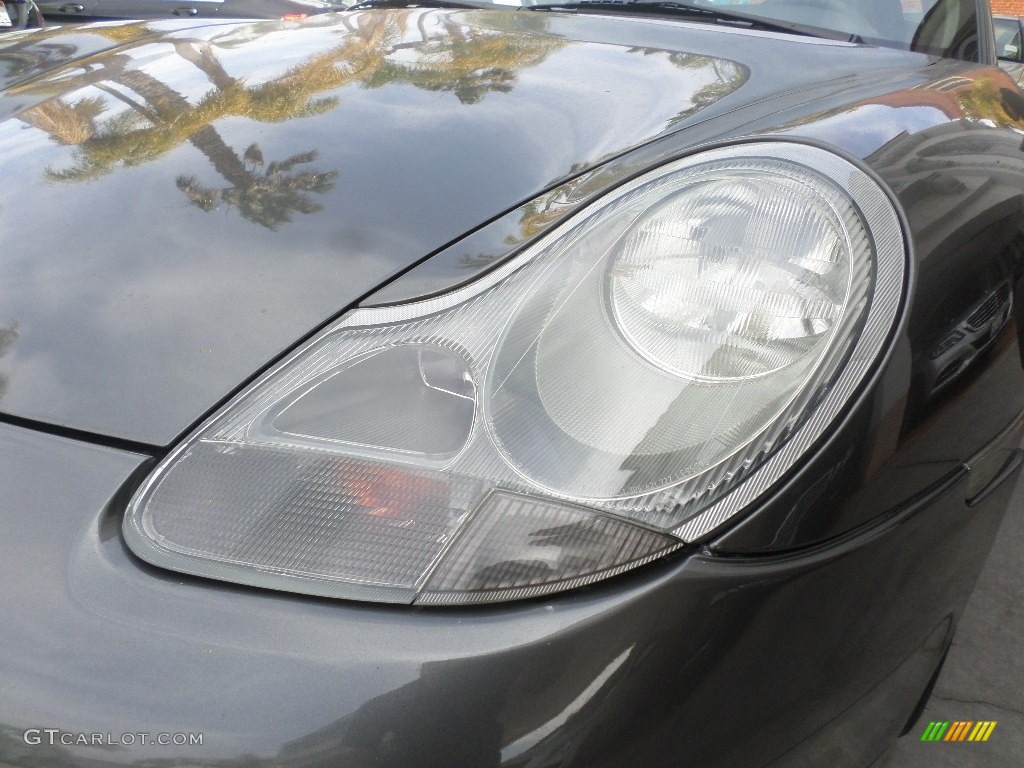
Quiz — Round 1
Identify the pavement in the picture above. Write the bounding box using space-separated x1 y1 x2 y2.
878 477 1024 767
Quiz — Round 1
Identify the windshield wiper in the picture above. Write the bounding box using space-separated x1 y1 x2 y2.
344 0 863 43
524 0 863 44
347 0 496 10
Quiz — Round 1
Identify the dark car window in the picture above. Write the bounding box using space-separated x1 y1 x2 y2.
688 0 981 61
995 16 1023 62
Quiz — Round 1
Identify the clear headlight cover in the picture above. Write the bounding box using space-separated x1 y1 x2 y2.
124 143 906 605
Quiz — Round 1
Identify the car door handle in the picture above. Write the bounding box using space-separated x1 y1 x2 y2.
172 6 198 15
58 3 85 10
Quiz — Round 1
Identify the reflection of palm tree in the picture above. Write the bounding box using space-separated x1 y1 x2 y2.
20 12 563 228
500 161 634 247
22 16 396 187
506 183 578 244
957 76 1024 128
0 22 152 83
43 61 339 183
494 50 744 246
0 321 19 401
0 323 17 356
18 97 104 144
1 41 78 81
457 253 501 269
177 146 338 230
88 21 161 45
363 18 559 104
367 58 516 104
666 54 748 128
33 48 343 227
172 39 238 91
626 48 748 129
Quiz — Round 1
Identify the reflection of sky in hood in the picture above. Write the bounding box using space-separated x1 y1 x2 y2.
0 11 748 443
778 103 949 158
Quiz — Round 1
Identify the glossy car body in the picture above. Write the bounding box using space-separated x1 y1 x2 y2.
1 1 1023 766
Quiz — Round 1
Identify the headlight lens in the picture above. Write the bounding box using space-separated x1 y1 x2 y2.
124 143 906 605
608 171 850 381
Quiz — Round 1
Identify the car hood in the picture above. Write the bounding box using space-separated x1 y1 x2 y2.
0 10 919 445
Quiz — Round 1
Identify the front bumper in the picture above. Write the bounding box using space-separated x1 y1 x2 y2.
0 419 1017 768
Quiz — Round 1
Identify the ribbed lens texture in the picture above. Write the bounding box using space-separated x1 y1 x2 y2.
610 173 848 380
420 492 678 604
126 147 894 605
143 442 473 591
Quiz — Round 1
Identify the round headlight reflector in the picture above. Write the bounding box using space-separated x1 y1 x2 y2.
609 170 852 381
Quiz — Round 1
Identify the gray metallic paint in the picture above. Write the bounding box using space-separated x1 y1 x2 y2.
0 418 1015 768
0 5 1023 767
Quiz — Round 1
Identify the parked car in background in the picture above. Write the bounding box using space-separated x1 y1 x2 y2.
1 0 1023 766
0 0 43 30
996 13 1024 83
36 0 343 23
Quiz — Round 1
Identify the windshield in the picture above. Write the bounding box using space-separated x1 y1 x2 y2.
517 0 984 61
995 17 1023 62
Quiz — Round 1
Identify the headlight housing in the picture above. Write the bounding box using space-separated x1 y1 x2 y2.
124 143 906 605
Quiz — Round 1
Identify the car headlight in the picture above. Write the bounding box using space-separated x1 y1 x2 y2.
124 143 906 605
